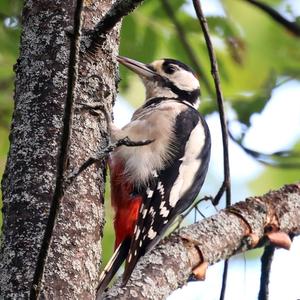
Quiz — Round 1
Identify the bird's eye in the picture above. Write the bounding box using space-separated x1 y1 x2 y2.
164 65 176 74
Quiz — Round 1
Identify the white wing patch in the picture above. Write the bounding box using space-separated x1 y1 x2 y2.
142 209 147 219
159 206 169 217
146 187 154 198
159 201 166 209
148 228 157 239
169 121 206 207
157 181 165 197
149 207 155 217
159 201 170 217
135 228 141 240
152 170 159 177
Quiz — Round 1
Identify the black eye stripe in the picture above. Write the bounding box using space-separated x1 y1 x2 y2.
163 64 177 74
162 58 195 75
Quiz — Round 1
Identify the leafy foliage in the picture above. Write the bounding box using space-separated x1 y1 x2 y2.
118 0 300 198
119 0 300 122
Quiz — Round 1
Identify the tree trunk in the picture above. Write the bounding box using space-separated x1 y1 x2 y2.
0 0 120 298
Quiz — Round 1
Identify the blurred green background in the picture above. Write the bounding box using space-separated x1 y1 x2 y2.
0 0 23 229
0 0 300 298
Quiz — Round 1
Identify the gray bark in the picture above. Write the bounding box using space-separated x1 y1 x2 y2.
102 183 300 300
0 0 120 298
2 0 299 299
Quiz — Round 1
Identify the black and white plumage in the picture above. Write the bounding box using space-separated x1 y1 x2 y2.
97 56 211 295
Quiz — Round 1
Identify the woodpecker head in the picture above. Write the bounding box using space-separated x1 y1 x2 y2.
117 56 200 108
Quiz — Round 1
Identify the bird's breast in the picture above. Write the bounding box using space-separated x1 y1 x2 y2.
111 101 186 185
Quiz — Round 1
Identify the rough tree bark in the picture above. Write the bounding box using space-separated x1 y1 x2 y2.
0 0 120 298
102 183 300 300
1 1 299 300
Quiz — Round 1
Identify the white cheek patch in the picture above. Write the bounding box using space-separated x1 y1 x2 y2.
170 70 199 92
169 121 206 207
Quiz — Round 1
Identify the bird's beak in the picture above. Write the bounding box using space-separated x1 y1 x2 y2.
117 56 156 79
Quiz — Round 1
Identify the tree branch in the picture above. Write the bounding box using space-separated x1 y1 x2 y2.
192 1 231 297
102 183 300 300
192 0 231 207
242 0 300 37
87 0 145 56
65 137 153 187
219 259 229 300
229 128 300 169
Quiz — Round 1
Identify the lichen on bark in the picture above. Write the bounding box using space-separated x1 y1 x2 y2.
102 184 300 300
0 0 120 298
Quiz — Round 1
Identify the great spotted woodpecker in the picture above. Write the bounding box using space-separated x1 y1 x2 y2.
97 56 211 294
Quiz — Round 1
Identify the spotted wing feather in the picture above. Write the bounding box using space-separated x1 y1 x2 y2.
122 106 211 284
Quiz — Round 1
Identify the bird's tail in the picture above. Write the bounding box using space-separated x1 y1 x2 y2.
96 238 131 297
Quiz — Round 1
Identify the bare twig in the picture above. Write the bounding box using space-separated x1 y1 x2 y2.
160 0 213 95
87 0 145 56
30 0 84 297
192 0 231 207
229 128 300 169
175 196 213 230
243 0 300 37
65 137 153 187
258 245 275 300
219 259 229 300
192 1 231 299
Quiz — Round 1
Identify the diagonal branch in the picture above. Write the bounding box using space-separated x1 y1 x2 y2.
87 0 145 56
102 183 300 299
242 0 300 37
229 128 300 169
